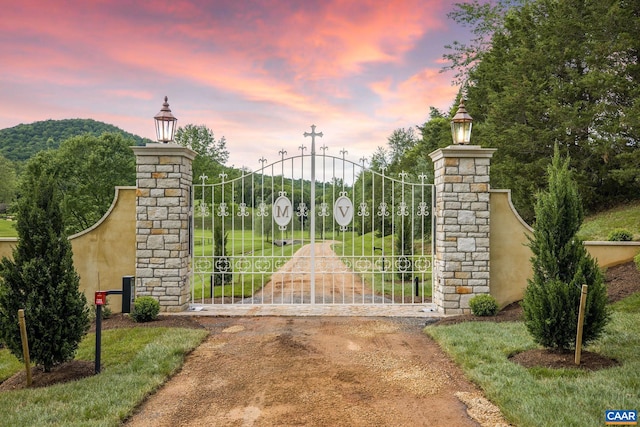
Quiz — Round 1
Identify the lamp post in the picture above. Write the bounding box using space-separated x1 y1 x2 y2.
154 96 177 143
451 100 473 145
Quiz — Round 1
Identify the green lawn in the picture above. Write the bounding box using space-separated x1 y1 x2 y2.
578 200 640 241
426 297 640 427
0 327 207 426
333 231 433 300
192 229 309 299
0 219 17 237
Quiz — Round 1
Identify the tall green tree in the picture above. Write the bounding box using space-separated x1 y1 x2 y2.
522 146 609 351
174 124 229 183
21 133 136 234
461 0 640 222
442 0 521 85
387 128 417 165
0 168 89 371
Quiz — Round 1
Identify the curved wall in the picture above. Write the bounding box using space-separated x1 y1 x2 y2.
490 190 640 307
489 190 533 307
0 187 136 313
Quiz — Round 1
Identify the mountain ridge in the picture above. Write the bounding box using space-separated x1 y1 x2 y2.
0 118 153 161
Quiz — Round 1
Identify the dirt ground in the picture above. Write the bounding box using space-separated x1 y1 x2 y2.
124 316 506 427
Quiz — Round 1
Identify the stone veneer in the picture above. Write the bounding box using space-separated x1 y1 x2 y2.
132 144 196 312
429 145 496 315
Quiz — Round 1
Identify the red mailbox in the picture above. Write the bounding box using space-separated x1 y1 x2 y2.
95 291 107 306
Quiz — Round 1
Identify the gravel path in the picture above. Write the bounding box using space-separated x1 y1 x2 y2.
247 241 388 304
124 317 510 426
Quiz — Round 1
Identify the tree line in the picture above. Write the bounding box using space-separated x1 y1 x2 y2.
380 0 640 224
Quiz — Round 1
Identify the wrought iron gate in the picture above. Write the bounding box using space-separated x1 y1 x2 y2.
190 129 434 306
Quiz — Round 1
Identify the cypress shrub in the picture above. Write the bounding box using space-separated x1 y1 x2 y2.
395 214 413 281
212 226 232 286
522 146 609 351
0 168 89 371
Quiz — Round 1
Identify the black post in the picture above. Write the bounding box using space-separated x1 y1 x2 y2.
95 304 102 374
415 277 419 297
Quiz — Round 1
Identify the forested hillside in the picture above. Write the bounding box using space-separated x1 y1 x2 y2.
0 119 152 161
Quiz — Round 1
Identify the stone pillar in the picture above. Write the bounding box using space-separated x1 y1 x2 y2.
132 144 196 312
429 145 496 315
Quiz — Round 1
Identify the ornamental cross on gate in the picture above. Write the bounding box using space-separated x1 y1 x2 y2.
303 124 323 147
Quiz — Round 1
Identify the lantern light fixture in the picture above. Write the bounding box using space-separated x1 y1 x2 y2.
451 100 473 145
154 96 177 143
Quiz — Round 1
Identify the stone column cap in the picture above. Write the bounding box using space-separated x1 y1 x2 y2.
429 145 497 162
132 143 197 161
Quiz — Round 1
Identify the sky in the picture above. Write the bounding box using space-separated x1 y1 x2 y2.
0 0 471 170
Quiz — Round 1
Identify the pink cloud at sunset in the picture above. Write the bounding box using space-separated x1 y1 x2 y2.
0 0 471 167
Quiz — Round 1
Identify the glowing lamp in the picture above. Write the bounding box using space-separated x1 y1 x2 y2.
451 100 473 145
154 96 177 143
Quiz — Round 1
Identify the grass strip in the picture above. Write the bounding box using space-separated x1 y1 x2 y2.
0 327 207 427
426 310 640 427
0 219 18 238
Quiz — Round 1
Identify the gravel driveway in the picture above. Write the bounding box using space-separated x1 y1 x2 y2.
124 316 509 426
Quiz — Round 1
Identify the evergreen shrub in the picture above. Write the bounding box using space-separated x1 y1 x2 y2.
212 226 232 286
395 214 413 281
522 146 609 351
0 169 89 371
634 252 640 272
469 294 499 316
608 229 633 241
131 296 160 322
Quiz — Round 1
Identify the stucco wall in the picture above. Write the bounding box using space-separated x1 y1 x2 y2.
584 242 640 268
490 190 640 308
0 187 136 313
0 238 16 261
489 190 533 307
69 186 136 312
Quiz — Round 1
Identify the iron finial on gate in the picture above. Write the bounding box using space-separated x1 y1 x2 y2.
320 144 328 155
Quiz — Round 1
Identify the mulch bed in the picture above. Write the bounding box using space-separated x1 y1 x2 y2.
0 360 95 391
88 313 205 333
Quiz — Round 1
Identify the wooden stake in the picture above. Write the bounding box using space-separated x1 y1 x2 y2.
575 285 588 365
18 309 32 387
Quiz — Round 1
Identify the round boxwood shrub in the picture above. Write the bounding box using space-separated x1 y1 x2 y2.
469 294 499 316
635 252 640 272
608 229 633 241
131 296 160 323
